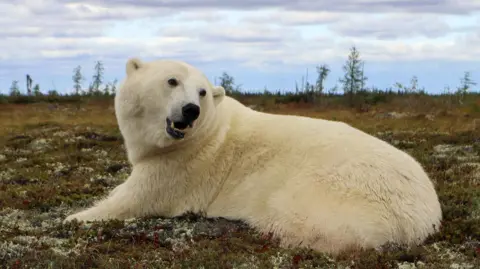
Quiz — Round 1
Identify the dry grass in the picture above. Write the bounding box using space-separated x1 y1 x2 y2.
0 101 118 137
0 96 479 269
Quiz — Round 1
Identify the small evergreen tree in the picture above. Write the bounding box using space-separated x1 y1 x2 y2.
316 64 330 96
33 84 41 96
72 65 85 95
91 61 104 94
103 84 111 96
219 72 236 95
111 78 118 93
9 80 20 96
26 74 33 95
339 46 368 106
457 71 476 104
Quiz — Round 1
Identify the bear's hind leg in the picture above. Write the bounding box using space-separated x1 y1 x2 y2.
260 183 397 255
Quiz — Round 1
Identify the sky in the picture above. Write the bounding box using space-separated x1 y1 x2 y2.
1 0 479 95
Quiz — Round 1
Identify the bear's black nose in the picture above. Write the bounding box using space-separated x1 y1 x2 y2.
182 103 200 122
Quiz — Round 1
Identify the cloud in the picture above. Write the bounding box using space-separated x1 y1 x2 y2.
0 0 177 39
1 0 478 63
175 11 225 23
289 0 480 14
0 2 103 39
162 22 300 44
329 14 453 39
242 10 343 26
62 0 480 14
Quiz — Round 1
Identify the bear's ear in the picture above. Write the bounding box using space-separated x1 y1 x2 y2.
212 85 225 105
126 58 143 76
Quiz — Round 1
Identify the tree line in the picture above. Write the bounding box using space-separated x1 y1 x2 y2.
2 46 478 107
216 46 477 106
7 60 117 98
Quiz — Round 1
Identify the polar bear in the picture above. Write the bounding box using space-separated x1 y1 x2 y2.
65 57 442 255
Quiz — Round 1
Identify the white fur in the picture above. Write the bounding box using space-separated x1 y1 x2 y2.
65 58 442 255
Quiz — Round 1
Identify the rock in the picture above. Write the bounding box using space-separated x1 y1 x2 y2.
425 114 435 121
106 164 128 174
77 131 120 142
376 111 410 119
28 138 50 151
248 105 264 111
433 144 479 163
397 262 418 269
473 119 480 130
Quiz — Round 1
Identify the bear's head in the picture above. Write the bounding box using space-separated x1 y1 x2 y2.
114 57 226 155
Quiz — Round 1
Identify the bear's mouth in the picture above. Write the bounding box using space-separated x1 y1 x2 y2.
166 117 187 140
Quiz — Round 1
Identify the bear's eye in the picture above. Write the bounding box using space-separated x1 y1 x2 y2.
199 88 207 97
167 78 178 87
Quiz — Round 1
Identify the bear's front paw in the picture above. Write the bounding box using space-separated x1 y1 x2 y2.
63 211 104 224
63 213 85 224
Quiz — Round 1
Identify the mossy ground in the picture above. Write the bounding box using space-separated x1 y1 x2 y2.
0 99 479 269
